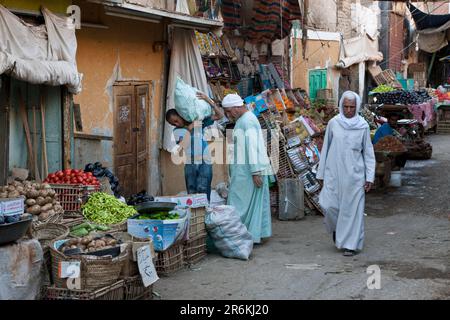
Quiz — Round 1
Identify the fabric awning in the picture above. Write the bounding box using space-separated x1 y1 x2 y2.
407 3 450 53
0 5 82 94
336 34 383 69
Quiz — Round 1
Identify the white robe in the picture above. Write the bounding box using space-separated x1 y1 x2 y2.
316 117 376 251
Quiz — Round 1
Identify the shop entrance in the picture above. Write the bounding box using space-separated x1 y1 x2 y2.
113 81 151 198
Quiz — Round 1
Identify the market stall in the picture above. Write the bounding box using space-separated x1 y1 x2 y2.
0 163 214 300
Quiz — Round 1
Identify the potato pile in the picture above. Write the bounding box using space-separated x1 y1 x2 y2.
60 236 118 254
0 181 64 222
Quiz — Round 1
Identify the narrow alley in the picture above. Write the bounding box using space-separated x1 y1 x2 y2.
155 134 449 300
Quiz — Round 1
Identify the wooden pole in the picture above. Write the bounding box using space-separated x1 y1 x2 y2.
18 95 35 178
62 87 72 169
40 92 48 178
32 104 41 182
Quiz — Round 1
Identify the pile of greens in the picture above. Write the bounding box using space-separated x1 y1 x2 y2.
82 192 137 225
70 222 110 237
137 211 180 220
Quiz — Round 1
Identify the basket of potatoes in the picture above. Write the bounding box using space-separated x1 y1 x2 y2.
0 181 65 225
50 234 128 291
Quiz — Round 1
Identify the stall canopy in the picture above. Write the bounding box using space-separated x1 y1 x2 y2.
0 5 82 94
408 3 450 54
336 34 383 69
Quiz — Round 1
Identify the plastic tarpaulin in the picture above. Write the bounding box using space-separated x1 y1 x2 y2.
0 5 82 94
336 34 383 68
163 27 209 152
407 3 450 53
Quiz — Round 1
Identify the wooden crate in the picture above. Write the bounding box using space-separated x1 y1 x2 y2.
183 233 207 265
437 121 450 134
373 69 402 88
155 243 184 276
188 207 206 239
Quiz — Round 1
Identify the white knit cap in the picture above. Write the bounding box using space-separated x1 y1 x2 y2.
222 93 244 108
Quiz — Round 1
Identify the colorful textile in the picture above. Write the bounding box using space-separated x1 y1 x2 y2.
221 0 242 30
248 0 302 43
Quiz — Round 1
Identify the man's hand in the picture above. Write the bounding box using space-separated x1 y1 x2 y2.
365 182 373 193
253 175 263 188
196 92 214 106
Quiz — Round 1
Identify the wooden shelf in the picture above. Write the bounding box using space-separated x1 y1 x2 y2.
74 133 113 141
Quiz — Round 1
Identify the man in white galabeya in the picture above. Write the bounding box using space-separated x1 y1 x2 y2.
222 93 272 244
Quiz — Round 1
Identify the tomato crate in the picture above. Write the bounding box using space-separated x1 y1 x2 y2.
50 184 100 213
183 233 207 265
123 276 153 300
155 243 185 276
44 280 125 300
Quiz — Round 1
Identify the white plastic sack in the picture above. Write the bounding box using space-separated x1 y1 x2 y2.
205 205 253 260
174 77 212 122
0 239 44 300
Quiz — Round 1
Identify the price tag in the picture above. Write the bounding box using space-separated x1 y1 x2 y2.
137 245 159 288
58 261 81 279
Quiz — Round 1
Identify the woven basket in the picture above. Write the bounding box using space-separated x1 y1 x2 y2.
50 239 128 291
123 276 153 300
44 280 125 300
32 223 70 250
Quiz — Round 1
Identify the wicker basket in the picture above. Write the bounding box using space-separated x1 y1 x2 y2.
189 208 206 239
32 223 70 250
155 243 184 276
123 276 153 300
44 280 125 300
183 233 207 265
50 239 128 291
50 184 100 213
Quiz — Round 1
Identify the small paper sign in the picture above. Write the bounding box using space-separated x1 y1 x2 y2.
137 245 159 287
58 261 81 279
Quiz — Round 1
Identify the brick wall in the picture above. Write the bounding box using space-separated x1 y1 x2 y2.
337 0 352 39
389 12 404 72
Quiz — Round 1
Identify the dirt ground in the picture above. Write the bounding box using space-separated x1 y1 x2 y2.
155 134 450 300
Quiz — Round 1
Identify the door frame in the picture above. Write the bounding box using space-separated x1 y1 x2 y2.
113 80 152 196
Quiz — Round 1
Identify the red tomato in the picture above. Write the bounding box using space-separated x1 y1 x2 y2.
86 172 93 177
57 171 64 178
49 174 56 179
64 169 72 175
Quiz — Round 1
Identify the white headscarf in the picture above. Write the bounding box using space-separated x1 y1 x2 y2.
335 91 369 130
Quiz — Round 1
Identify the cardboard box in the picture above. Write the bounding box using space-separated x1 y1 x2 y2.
127 210 189 252
154 194 209 209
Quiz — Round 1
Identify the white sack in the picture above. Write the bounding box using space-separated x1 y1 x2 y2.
205 205 254 260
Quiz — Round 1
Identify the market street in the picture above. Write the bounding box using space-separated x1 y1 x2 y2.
155 134 450 300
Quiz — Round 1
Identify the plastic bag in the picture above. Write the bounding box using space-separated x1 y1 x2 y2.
205 205 253 260
174 77 212 122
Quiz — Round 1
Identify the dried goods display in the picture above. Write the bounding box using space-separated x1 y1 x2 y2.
374 136 407 153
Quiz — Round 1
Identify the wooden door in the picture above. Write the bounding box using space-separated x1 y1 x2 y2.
113 83 150 198
309 69 327 101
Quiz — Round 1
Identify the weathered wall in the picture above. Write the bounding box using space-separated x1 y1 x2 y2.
337 0 353 39
292 39 341 99
73 2 165 194
307 0 337 32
